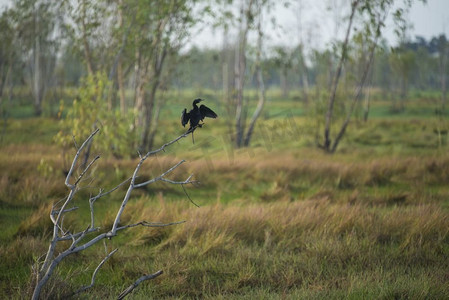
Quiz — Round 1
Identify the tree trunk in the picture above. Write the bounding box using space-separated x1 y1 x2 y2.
298 46 310 104
441 44 447 111
234 35 246 148
363 86 371 122
323 0 359 151
140 88 154 151
140 43 166 152
234 0 254 148
81 0 94 75
134 48 149 129
330 11 383 153
244 3 265 147
118 58 127 113
32 7 43 116
280 69 288 98
400 78 407 111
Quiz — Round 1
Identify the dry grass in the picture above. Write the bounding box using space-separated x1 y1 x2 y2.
104 197 449 299
1 119 449 298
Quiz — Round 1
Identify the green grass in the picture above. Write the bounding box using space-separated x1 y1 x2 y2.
1 90 449 299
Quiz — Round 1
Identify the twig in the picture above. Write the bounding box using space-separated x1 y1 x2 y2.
117 270 163 300
65 128 100 188
110 130 195 235
115 220 186 231
74 155 100 186
182 184 200 208
71 248 118 297
71 135 79 150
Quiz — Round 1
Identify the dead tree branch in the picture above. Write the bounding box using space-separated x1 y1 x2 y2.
32 128 195 300
117 270 164 300
71 248 119 297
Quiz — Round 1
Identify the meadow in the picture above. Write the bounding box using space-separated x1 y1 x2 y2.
0 90 449 299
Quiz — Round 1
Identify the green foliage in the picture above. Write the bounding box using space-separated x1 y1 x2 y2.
54 72 139 158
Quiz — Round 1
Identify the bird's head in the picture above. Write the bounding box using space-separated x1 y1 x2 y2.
193 98 203 105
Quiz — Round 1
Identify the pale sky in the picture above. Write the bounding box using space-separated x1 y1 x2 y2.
190 0 449 50
1 0 447 49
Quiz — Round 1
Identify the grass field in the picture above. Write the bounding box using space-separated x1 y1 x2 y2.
0 91 449 299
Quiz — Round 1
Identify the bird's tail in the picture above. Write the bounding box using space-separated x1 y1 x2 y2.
191 131 195 144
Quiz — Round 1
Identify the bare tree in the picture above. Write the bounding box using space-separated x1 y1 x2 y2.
243 1 266 146
321 0 420 153
436 34 448 111
224 0 277 148
234 0 255 148
322 0 360 152
32 128 197 300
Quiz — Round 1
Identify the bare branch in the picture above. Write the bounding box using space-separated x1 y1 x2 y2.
51 206 79 216
71 135 79 150
115 220 186 231
133 160 185 188
160 174 196 185
57 227 100 241
117 270 163 300
65 128 100 188
74 154 100 186
182 183 200 208
110 130 193 235
71 248 118 296
89 177 132 229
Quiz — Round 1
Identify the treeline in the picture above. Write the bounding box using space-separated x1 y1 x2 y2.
0 0 448 153
175 35 448 96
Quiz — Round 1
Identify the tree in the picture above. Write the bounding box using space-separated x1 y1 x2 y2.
321 0 422 153
272 46 293 98
389 45 416 111
243 0 267 146
433 34 448 111
0 10 15 103
233 0 255 148
215 0 280 148
12 0 62 116
33 128 197 300
54 72 138 161
66 0 114 76
65 0 200 152
126 0 198 152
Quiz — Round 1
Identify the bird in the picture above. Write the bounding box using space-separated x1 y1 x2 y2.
181 98 217 143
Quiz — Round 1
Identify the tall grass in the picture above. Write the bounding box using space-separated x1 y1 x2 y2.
90 198 448 299
1 98 449 298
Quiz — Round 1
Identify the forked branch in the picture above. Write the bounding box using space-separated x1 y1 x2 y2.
32 129 196 300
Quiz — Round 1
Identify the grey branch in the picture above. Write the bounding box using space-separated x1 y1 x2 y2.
32 128 196 300
71 248 118 296
110 130 194 235
74 154 100 186
117 270 163 300
65 128 100 189
115 220 186 231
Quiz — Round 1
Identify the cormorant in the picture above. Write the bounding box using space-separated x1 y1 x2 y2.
181 98 217 143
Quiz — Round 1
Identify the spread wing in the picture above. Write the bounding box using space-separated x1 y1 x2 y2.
199 105 217 120
181 108 189 127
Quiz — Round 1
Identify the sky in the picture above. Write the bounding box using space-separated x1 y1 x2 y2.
189 0 449 50
1 0 447 49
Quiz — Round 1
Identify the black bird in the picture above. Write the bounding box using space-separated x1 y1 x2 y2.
181 98 217 143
